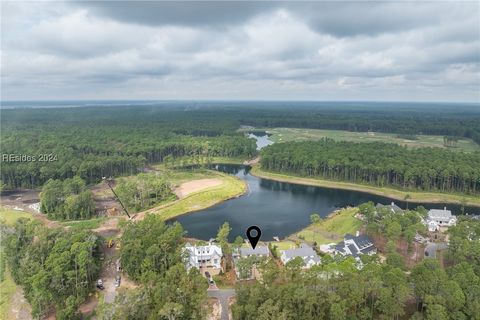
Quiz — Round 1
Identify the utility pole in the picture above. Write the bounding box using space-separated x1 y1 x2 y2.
103 177 131 218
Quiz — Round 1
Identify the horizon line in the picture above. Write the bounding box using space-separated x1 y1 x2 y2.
2 99 479 104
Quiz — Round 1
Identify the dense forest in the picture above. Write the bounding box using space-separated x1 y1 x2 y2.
115 173 176 213
2 219 101 319
233 208 480 320
261 139 480 194
40 176 95 220
0 106 257 189
2 102 479 190
98 215 207 319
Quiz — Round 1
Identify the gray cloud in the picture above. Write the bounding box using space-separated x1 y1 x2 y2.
77 1 276 28
78 1 478 38
291 2 453 37
1 1 479 102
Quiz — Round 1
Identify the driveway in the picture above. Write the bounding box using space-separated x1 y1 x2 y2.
424 242 448 259
208 289 235 320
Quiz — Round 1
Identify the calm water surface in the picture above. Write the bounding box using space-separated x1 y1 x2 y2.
173 164 479 241
247 132 274 150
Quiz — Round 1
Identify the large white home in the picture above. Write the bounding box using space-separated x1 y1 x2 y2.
183 242 223 272
233 245 270 280
333 232 377 259
426 207 457 231
280 243 321 269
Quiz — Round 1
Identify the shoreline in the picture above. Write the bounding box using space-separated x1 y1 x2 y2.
249 165 480 208
136 170 248 221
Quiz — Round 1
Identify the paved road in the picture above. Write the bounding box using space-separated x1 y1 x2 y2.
208 289 235 320
424 242 448 259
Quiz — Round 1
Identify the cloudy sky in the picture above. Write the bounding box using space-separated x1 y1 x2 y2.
1 1 479 102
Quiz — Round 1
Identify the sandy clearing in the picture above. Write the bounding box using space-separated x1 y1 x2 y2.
174 178 223 198
207 298 221 320
133 177 230 221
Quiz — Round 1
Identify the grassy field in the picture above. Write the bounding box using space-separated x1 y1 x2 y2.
262 127 480 152
146 170 247 220
251 166 480 207
0 207 33 226
0 270 18 320
288 208 362 245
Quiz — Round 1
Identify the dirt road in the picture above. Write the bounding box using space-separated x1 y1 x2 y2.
208 289 235 320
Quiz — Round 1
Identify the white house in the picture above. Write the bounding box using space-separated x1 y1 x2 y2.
426 207 457 231
333 232 377 259
280 243 321 269
427 220 439 232
183 242 223 272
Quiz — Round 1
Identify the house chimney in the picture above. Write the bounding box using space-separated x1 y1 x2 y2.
356 230 360 237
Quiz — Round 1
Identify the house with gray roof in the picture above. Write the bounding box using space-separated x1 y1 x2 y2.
233 245 270 280
234 246 270 258
376 202 403 214
280 243 321 269
425 207 457 231
333 232 377 259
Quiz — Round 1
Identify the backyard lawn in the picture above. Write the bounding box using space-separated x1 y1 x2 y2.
288 207 362 245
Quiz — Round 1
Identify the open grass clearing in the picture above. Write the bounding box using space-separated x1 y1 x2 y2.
0 207 34 226
260 127 480 152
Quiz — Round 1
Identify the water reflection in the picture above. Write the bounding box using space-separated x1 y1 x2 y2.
174 165 478 242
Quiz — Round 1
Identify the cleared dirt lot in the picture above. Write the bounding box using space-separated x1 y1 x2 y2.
174 178 223 198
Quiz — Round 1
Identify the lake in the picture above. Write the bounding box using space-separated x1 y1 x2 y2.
173 164 478 242
247 132 274 150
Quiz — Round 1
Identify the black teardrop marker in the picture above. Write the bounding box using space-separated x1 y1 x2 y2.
246 226 261 249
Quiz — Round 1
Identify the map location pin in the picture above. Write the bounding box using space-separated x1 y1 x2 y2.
246 226 262 249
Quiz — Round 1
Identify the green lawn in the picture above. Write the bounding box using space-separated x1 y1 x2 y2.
149 171 247 220
263 128 480 152
270 241 296 250
288 208 362 245
0 207 33 226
